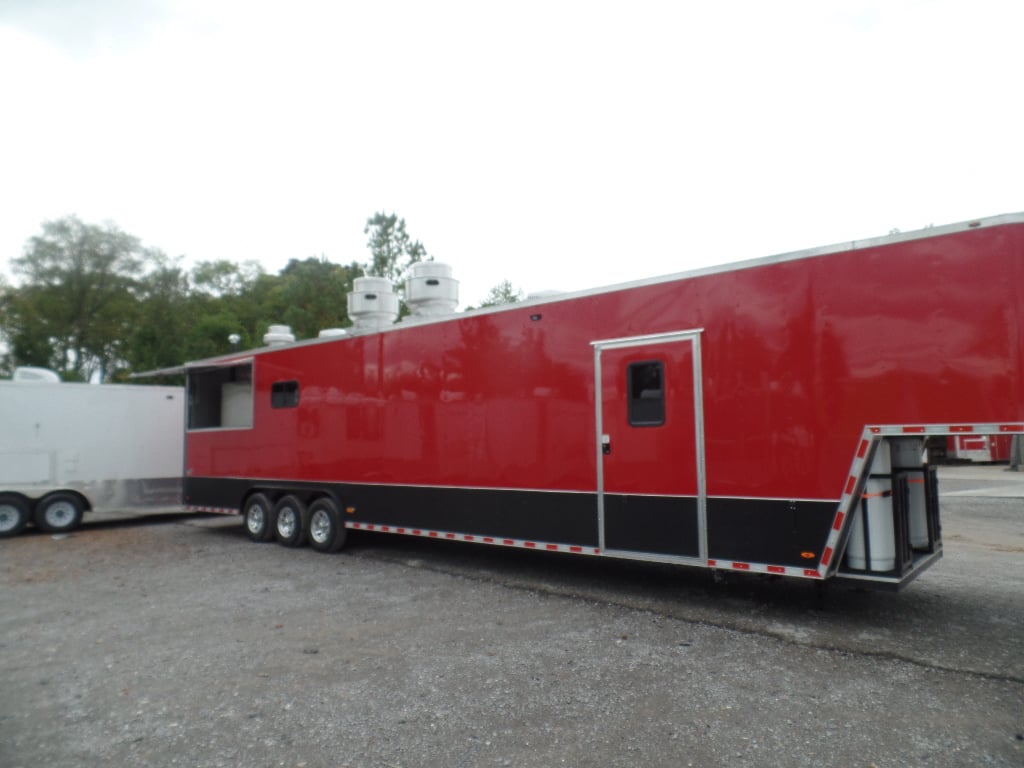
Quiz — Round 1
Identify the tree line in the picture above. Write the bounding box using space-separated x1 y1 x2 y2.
0 213 522 382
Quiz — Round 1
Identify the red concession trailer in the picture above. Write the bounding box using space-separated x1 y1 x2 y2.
945 434 1013 463
178 214 1024 589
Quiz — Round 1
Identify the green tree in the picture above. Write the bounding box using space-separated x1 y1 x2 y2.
122 255 193 377
363 212 428 284
478 279 525 308
6 216 152 381
0 275 14 377
277 256 362 339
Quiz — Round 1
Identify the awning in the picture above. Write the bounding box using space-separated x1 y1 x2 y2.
130 356 254 379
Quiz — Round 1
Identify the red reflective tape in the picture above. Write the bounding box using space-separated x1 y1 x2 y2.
845 476 857 495
804 569 822 578
870 427 881 433
366 524 376 531
503 539 515 546
949 425 973 432
464 535 474 541
832 511 846 531
546 544 559 551
569 546 583 553
445 533 456 539
1000 424 1024 432
707 559 717 567
767 565 786 574
525 542 537 548
902 426 926 433
857 440 869 458
732 562 750 570
380 526 390 532
483 537 494 543
821 547 834 565
428 531 438 538
396 528 406 534
412 529 422 535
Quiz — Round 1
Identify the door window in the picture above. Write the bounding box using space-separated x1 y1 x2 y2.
627 360 665 426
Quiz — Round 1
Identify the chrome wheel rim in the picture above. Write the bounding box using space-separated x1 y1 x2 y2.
310 509 331 544
278 508 297 538
246 505 265 534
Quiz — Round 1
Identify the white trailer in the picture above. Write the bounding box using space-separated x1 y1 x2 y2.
0 373 184 537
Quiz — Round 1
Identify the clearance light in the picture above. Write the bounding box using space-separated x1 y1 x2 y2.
345 506 356 514
800 551 817 560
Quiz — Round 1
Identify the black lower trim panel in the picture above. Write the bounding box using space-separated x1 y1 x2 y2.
186 477 837 568
707 498 836 569
185 477 599 547
604 495 699 557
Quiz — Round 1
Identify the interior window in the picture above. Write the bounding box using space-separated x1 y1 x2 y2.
627 360 665 426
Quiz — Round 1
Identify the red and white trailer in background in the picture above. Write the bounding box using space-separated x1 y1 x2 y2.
171 213 1024 590
945 434 1014 463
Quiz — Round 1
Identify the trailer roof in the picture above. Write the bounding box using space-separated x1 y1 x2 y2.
134 211 1023 377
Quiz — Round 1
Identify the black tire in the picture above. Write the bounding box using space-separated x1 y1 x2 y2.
33 492 85 533
273 495 308 547
307 497 347 553
0 494 30 538
242 493 275 542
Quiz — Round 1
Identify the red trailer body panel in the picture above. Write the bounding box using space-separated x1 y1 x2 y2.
182 214 1024 587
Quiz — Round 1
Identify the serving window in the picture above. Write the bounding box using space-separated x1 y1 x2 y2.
187 363 253 430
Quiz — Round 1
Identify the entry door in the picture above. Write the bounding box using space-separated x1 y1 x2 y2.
594 331 706 561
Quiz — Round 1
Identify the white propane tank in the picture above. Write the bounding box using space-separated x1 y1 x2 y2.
845 442 896 572
404 262 459 317
263 325 296 346
846 477 897 571
891 437 929 549
348 276 399 331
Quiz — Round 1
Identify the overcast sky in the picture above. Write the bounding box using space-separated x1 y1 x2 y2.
1 0 1021 308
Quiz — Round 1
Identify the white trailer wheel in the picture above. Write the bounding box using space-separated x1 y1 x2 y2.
34 493 84 533
0 494 31 538
242 493 275 542
273 495 308 547
307 497 347 553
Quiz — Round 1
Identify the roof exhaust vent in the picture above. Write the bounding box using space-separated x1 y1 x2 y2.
347 276 399 332
263 324 296 346
404 262 458 321
318 328 348 338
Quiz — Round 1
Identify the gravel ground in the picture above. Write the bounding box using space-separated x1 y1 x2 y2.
1 467 1022 767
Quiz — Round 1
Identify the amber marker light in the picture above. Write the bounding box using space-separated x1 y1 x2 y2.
800 551 817 560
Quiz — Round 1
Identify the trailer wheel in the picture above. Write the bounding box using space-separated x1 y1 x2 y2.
274 495 308 547
34 492 84 533
307 497 347 553
242 493 275 542
0 494 31 538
